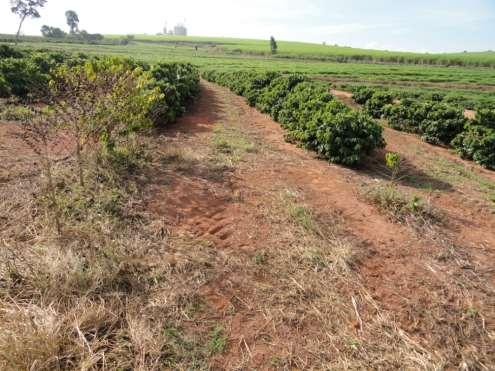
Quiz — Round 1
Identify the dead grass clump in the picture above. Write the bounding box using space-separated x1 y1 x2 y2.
0 189 222 370
364 183 443 229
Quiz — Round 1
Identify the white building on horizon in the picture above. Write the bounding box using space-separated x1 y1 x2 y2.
173 23 187 36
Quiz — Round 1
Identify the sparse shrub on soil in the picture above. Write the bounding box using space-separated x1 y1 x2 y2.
203 70 385 165
385 152 403 182
0 104 34 121
364 183 442 227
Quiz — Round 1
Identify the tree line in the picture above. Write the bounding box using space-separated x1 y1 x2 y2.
10 0 103 43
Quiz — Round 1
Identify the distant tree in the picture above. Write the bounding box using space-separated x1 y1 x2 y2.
10 0 48 44
41 25 66 38
119 34 134 45
78 30 104 43
270 36 278 54
65 10 79 34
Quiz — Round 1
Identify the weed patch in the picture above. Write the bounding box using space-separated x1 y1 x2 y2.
364 183 443 228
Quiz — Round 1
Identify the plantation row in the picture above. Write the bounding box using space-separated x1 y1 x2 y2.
203 70 384 166
274 52 495 69
351 86 495 169
336 81 495 111
0 45 200 127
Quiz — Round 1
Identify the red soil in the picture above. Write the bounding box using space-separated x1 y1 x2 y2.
146 82 495 368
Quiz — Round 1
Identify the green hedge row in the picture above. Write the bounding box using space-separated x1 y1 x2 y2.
351 85 495 169
0 45 200 127
453 110 495 169
203 70 385 166
0 46 89 99
147 62 200 126
348 84 495 111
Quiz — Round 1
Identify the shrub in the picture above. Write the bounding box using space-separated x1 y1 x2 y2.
384 100 466 145
351 86 374 105
256 74 306 120
278 81 334 129
452 125 495 170
147 62 200 126
383 100 424 134
243 72 280 106
364 91 393 118
314 110 385 165
0 44 24 58
0 58 49 98
420 104 467 145
281 91 347 150
475 109 495 129
0 105 34 121
0 75 10 97
0 48 89 100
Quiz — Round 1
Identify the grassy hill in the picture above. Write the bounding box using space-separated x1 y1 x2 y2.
109 34 495 67
3 33 495 67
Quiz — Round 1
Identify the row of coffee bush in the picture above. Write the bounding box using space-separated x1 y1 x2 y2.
351 86 495 169
203 70 384 166
0 45 200 127
0 45 88 99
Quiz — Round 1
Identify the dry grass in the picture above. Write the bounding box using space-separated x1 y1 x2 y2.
234 188 443 369
363 182 444 230
0 133 224 370
0 104 35 122
212 123 256 166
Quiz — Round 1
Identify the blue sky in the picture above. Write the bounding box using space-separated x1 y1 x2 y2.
1 0 494 52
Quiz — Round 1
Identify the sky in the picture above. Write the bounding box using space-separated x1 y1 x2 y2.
1 0 494 53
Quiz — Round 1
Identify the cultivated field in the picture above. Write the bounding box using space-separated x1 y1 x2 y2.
8 33 495 109
1 35 494 369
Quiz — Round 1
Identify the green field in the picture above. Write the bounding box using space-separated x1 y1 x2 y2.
104 34 495 67
2 33 495 108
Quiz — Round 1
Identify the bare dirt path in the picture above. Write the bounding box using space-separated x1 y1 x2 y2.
145 82 494 369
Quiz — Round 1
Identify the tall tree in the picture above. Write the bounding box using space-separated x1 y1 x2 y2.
10 0 47 44
270 36 278 54
41 25 66 38
65 10 79 34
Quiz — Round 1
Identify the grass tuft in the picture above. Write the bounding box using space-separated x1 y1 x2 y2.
207 325 227 355
364 183 443 228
